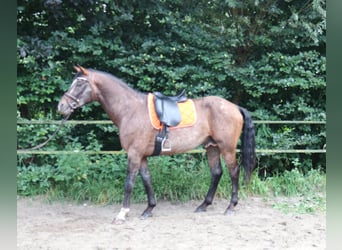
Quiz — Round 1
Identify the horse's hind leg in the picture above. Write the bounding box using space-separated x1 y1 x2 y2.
139 157 156 218
195 145 223 212
222 150 240 215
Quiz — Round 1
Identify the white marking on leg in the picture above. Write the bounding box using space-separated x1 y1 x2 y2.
115 207 130 221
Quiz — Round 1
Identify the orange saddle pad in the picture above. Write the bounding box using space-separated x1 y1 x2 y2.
147 93 197 130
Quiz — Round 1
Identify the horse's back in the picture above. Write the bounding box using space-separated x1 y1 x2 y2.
193 96 242 122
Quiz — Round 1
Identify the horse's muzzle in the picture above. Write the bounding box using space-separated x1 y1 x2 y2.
57 99 73 116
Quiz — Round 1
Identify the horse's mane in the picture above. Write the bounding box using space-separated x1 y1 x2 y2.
89 68 144 96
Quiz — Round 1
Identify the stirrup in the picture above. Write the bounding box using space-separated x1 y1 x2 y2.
161 138 171 152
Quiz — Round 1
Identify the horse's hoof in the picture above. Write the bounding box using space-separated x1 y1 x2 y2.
195 206 207 213
141 211 153 219
224 209 235 216
140 215 151 220
112 218 125 225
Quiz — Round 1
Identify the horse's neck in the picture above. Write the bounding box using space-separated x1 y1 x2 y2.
95 77 143 127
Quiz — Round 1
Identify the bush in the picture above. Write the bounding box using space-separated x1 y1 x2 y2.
17 152 326 215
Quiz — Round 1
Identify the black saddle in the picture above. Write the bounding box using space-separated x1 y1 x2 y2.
153 89 187 127
151 89 187 155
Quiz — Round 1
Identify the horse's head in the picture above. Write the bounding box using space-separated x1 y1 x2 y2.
58 66 96 116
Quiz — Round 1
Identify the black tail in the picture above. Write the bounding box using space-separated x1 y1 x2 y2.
239 107 256 184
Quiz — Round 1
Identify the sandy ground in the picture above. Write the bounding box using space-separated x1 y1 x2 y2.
17 196 326 250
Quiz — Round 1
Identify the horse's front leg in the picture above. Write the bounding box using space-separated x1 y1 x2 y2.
139 157 157 219
112 157 139 224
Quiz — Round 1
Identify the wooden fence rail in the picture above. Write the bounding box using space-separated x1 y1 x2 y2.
17 120 326 155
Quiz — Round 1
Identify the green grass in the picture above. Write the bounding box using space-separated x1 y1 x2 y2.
271 193 326 214
17 154 326 214
264 168 326 214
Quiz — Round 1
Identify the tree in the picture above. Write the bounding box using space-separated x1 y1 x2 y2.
17 0 326 173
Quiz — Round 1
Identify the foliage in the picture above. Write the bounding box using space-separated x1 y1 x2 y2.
17 154 326 214
268 168 326 214
17 1 325 179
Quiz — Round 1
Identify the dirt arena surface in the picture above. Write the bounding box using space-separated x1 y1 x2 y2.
17 196 326 250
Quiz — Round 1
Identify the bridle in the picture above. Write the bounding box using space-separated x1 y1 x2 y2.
63 76 89 111
64 92 81 110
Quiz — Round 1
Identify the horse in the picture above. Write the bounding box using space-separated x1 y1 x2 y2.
57 66 256 224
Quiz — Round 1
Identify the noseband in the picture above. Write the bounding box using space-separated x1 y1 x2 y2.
64 92 80 110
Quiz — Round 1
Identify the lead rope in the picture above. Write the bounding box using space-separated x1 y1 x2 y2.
18 113 71 151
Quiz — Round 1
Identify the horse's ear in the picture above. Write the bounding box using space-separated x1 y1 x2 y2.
79 66 89 76
73 65 89 75
74 65 81 72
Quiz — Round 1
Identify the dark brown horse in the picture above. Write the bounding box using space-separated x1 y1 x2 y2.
58 66 256 224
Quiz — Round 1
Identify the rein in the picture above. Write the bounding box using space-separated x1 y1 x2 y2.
18 113 71 151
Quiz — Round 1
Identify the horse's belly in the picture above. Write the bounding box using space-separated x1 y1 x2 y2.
160 128 208 155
